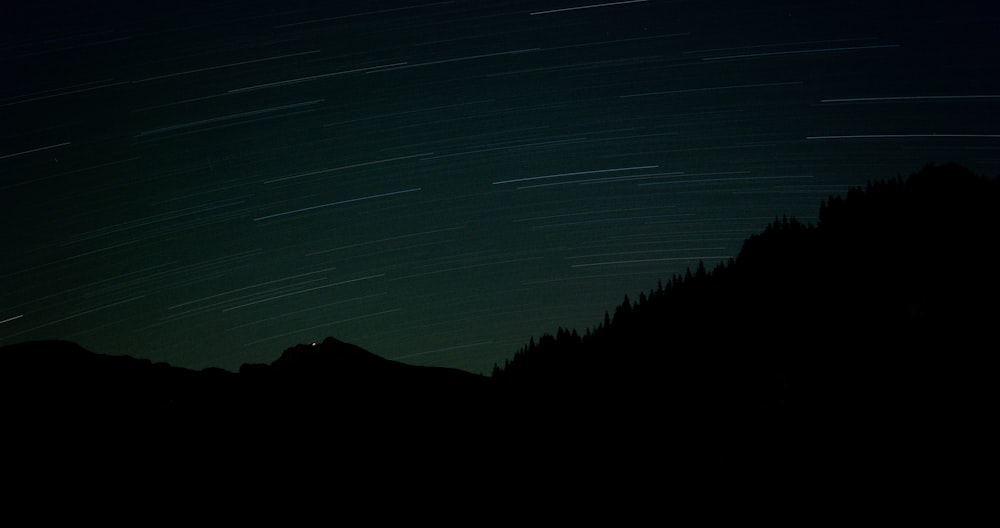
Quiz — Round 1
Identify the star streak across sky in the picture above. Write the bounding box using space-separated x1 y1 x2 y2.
2 1 998 374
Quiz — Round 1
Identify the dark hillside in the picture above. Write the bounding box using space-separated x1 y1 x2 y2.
1 336 493 447
493 162 999 481
2 163 995 505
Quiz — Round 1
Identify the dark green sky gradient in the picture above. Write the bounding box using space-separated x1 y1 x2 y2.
3 1 998 373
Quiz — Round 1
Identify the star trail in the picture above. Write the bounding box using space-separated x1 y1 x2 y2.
2 1 998 374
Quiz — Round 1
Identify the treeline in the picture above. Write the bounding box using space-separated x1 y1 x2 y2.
490 162 999 474
491 211 811 393
494 162 999 381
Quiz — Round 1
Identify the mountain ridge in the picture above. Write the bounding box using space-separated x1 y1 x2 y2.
1 335 490 415
2 162 996 499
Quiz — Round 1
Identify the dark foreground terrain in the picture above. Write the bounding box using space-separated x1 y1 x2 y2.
3 163 996 514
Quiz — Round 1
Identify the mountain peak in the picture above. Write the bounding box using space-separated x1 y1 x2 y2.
267 336 391 374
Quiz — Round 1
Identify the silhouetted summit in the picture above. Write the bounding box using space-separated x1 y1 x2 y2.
1 336 488 420
237 336 490 416
271 336 389 371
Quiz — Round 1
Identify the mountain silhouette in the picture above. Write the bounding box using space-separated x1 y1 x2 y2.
2 336 489 419
3 162 996 509
492 162 998 489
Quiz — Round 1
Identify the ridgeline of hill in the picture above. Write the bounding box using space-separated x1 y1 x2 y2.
2 162 997 499
491 162 998 475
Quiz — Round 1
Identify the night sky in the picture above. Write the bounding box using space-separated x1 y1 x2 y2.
3 1 998 374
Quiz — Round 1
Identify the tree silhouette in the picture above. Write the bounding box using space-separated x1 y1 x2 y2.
491 162 999 478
